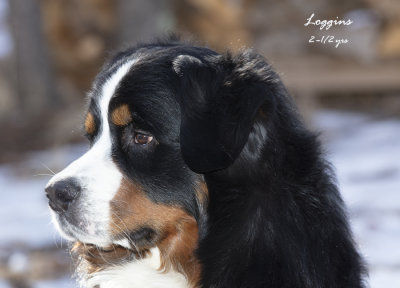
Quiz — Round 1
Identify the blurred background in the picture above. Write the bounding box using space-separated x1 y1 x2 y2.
0 0 399 287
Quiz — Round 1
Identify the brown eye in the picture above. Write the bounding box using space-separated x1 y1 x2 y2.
134 133 153 145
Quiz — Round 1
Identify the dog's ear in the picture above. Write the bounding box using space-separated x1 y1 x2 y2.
173 51 274 173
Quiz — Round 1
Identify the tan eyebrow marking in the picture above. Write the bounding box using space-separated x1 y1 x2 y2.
84 112 96 135
111 104 132 126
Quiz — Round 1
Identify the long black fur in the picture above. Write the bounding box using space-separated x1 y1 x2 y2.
91 38 366 287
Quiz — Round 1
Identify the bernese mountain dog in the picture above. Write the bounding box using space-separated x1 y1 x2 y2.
45 39 366 288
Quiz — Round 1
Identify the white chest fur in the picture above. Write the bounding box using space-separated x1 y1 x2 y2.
81 248 190 288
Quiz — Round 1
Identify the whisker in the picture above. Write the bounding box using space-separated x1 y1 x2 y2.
110 212 143 257
40 162 56 175
110 212 132 240
34 173 54 177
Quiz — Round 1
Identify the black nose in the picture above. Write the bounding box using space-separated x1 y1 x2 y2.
45 178 81 212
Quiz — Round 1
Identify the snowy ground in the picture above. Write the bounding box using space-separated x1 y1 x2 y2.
313 111 400 288
0 110 399 287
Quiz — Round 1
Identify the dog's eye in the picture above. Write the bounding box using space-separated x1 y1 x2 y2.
134 133 153 145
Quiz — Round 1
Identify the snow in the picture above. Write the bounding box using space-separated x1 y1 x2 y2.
0 110 399 287
313 110 400 288
0 0 12 58
0 280 11 288
0 145 87 247
34 278 76 288
0 167 58 247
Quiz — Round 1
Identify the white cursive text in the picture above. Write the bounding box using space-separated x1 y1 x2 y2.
304 13 353 30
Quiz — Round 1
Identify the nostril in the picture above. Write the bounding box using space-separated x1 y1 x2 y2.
46 178 81 212
56 190 70 202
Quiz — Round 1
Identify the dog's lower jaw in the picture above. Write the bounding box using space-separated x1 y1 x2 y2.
73 244 192 288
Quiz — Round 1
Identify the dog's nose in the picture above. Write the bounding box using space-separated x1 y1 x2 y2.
45 178 81 212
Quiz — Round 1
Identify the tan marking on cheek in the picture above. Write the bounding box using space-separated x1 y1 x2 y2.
109 179 179 235
111 104 132 126
110 179 201 287
158 217 201 287
84 112 96 135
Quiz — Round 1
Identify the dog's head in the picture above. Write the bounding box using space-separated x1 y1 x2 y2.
45 42 276 277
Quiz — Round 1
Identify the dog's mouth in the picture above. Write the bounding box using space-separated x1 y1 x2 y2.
72 241 150 258
51 211 113 247
67 224 156 274
52 209 159 254
71 241 151 274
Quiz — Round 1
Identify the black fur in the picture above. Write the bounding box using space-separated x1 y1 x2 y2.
88 39 366 287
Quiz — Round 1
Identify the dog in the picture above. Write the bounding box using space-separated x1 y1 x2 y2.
45 39 366 288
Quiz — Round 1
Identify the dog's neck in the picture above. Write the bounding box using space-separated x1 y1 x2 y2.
197 108 324 287
73 245 191 288
72 215 201 288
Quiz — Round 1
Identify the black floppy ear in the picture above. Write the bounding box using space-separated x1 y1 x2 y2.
173 51 275 173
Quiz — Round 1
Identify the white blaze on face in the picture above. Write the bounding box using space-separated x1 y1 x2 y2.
46 60 136 246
